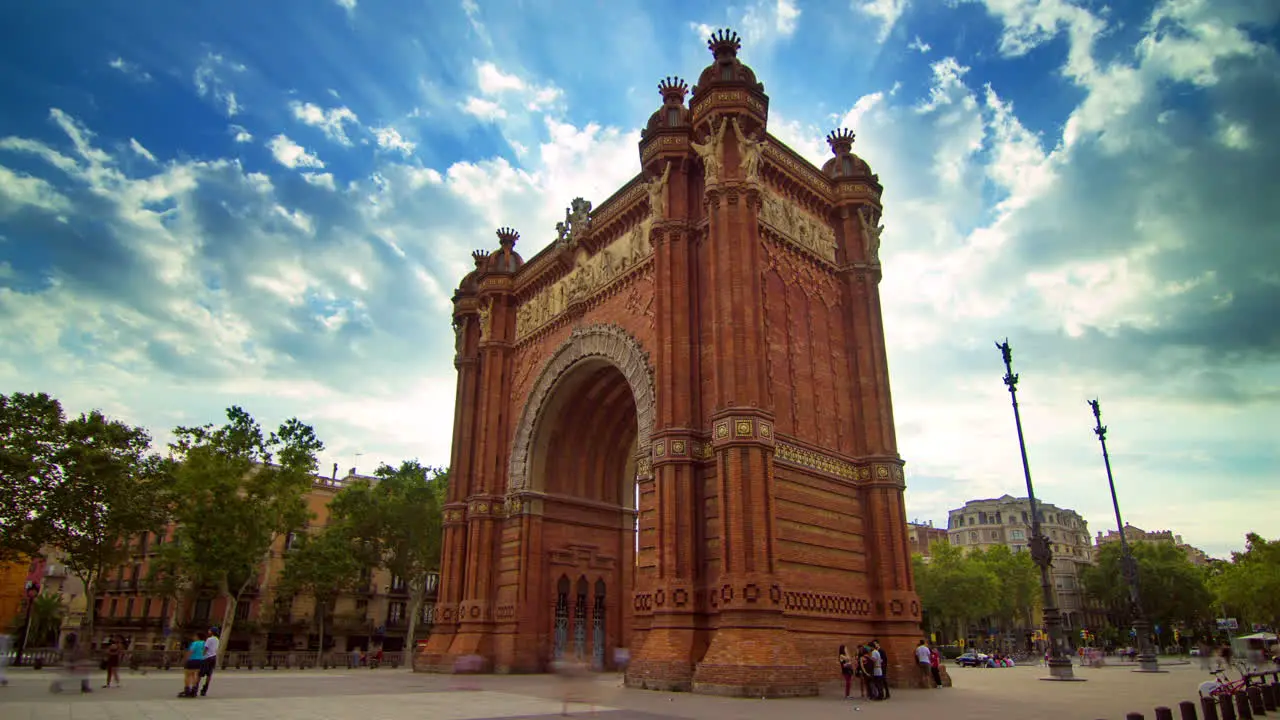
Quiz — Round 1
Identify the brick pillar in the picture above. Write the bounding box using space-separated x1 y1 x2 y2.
421 313 480 669
447 289 516 668
626 151 705 688
691 180 815 697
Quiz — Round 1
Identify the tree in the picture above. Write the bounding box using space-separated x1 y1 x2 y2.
329 461 446 658
166 406 323 666
0 394 176 642
0 392 65 562
1211 533 1280 631
971 544 1041 633
1082 541 1213 636
27 591 64 648
278 526 364 656
914 541 999 641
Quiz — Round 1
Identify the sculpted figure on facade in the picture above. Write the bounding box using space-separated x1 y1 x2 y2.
478 298 492 341
692 115 728 186
732 118 764 183
857 206 884 264
646 161 671 222
453 317 465 355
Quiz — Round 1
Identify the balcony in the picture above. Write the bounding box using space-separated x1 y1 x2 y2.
99 616 165 630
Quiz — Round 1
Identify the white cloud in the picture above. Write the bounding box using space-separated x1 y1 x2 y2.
334 0 356 11
855 0 909 43
230 125 253 143
194 53 245 117
371 126 416 156
267 134 325 169
301 172 337 191
289 101 360 146
908 35 931 53
108 57 152 82
476 62 526 94
0 165 72 216
129 138 158 164
461 96 506 121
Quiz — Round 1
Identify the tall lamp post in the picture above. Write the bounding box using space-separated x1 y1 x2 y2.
1088 399 1162 673
996 340 1079 681
15 580 40 666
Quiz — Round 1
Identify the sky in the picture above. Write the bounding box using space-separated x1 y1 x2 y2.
1 0 1277 560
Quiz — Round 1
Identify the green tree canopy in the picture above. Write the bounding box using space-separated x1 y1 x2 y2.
278 525 364 654
970 544 1042 631
164 406 323 662
914 541 999 638
1081 541 1213 632
328 460 446 656
1211 533 1280 631
0 392 174 640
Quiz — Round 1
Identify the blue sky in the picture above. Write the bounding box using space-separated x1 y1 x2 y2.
2 0 1277 559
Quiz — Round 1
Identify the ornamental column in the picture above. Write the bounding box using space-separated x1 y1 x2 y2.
446 229 524 669
626 77 705 691
828 129 920 683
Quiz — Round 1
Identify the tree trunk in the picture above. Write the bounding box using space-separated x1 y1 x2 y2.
403 580 425 670
216 576 249 669
77 571 97 648
317 603 325 666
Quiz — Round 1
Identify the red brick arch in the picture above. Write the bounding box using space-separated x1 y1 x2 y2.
506 324 655 500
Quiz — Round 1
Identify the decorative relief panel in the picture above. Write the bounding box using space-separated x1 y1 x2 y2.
764 144 829 195
774 441 857 482
759 187 837 263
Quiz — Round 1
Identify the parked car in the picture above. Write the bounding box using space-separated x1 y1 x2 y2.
1190 647 1201 657
955 651 991 667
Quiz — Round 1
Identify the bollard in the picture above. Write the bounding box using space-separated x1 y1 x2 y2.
1267 684 1280 712
1204 696 1222 720
1247 687 1266 716
1156 707 1174 720
1238 692 1255 720
1222 693 1239 720
1129 713 1147 720
1182 700 1201 720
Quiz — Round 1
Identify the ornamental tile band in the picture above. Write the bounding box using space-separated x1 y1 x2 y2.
774 441 857 481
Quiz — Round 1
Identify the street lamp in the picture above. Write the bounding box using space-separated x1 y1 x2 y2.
995 340 1079 681
15 580 40 666
1088 398 1163 673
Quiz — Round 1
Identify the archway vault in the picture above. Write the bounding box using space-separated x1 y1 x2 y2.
506 324 655 508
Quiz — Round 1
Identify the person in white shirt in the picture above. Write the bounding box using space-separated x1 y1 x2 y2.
915 640 932 685
198 627 220 696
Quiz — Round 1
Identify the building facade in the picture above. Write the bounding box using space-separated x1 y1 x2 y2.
428 29 921 696
1096 524 1212 566
947 495 1093 633
907 520 949 558
89 471 437 654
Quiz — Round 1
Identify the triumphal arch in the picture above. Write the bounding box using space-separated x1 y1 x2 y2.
421 29 921 696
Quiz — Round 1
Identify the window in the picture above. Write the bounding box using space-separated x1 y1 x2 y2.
193 598 212 621
110 598 118 617
388 602 406 624
1011 529 1025 540
969 531 978 541
356 599 368 611
720 63 734 81
995 512 1003 524
143 598 152 618
284 532 297 551
667 107 680 126
990 531 999 540
125 597 134 617
1021 511 1028 523
842 156 854 175
236 601 251 620
390 575 407 592
978 512 987 525
160 598 170 621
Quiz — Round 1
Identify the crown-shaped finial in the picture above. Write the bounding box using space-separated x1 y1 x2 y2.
826 128 856 154
471 249 490 267
658 76 689 103
496 227 519 248
708 28 741 59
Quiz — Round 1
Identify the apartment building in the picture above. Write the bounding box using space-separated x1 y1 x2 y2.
947 495 1094 632
907 520 950 559
1096 524 1212 566
90 469 438 654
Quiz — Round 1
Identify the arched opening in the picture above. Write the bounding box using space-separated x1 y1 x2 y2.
527 357 641 668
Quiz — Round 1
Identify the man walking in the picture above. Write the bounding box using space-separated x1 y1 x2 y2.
198 626 220 696
869 641 888 701
872 640 891 699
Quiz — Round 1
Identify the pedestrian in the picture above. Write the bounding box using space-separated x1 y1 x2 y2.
553 652 595 716
50 634 92 694
0 632 11 686
103 634 122 688
929 644 943 688
872 640 890 700
857 645 873 699
178 631 207 698
915 640 931 686
838 644 855 698
198 626 220 696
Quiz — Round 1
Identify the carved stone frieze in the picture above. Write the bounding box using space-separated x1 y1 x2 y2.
763 144 829 195
759 187 837 263
774 441 857 482
516 224 655 341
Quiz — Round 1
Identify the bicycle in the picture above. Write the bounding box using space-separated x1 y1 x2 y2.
1199 663 1256 698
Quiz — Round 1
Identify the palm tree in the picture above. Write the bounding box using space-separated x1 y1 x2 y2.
27 592 64 648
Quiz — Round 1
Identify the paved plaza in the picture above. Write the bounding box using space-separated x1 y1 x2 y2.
0 659 1215 720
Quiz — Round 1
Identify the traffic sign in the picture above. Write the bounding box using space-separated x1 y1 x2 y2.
1216 618 1239 631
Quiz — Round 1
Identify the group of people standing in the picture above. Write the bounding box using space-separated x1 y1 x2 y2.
838 639 894 701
